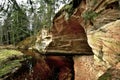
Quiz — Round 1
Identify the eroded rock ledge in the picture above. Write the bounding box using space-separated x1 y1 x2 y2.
40 0 120 80
46 1 92 55
3 0 120 80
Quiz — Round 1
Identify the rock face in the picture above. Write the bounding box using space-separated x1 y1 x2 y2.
45 0 120 80
46 1 92 55
15 0 120 80
73 56 97 80
87 20 120 73
81 0 120 78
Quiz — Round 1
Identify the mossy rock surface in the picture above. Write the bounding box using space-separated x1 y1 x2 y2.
0 49 29 78
98 68 120 80
0 49 23 64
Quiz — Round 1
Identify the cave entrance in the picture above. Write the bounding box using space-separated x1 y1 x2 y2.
42 7 93 79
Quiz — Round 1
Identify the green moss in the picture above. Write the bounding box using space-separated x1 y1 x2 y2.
98 73 111 80
0 60 21 77
64 3 73 11
0 49 28 77
54 1 74 20
82 10 98 21
92 0 97 6
17 36 36 49
54 0 82 20
0 49 23 65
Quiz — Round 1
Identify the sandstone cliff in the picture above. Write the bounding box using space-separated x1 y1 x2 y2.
8 0 120 80
42 0 120 79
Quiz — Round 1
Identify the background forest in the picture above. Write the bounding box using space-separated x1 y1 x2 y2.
0 0 70 45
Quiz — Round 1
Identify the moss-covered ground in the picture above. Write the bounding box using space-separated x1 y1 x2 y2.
0 49 27 78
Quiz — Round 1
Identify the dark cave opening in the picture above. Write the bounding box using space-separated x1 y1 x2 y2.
4 55 75 80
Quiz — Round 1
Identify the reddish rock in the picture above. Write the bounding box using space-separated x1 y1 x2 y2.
73 56 98 80
46 1 92 55
16 0 120 80
33 60 52 80
46 56 73 80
